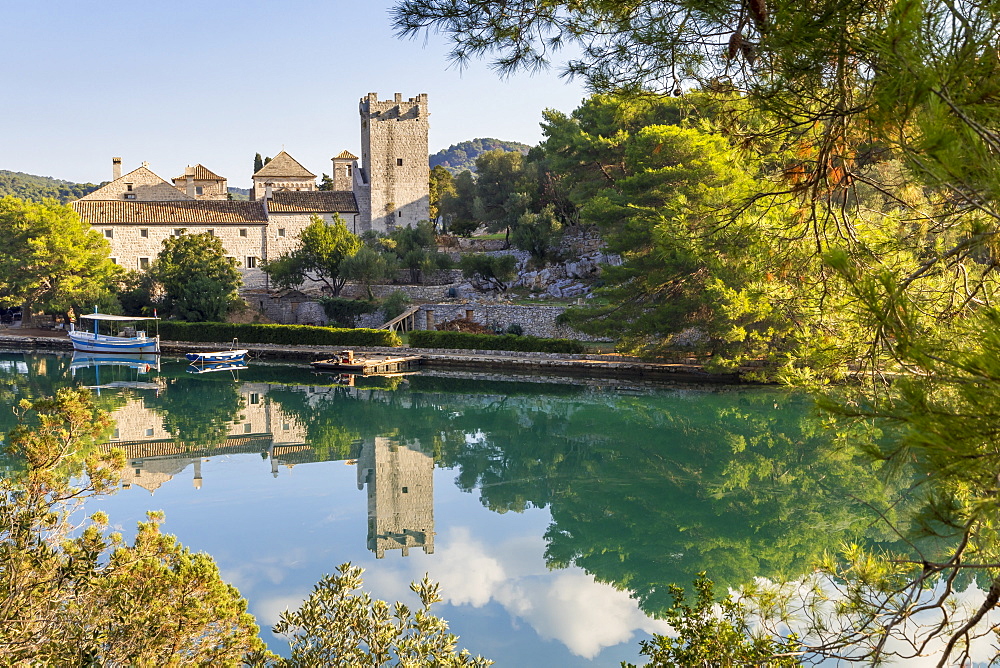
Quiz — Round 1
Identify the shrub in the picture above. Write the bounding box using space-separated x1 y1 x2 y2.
319 297 379 328
381 291 413 321
158 321 401 347
409 330 585 353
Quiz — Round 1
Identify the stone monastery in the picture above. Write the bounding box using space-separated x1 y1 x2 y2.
71 93 430 288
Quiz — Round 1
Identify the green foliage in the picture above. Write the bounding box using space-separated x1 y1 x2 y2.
319 296 379 328
623 575 801 667
158 320 401 347
388 221 453 283
409 329 585 353
0 196 121 323
0 389 265 664
459 253 517 291
112 268 157 317
511 205 561 263
262 215 362 295
429 164 456 220
254 562 491 667
0 170 102 203
429 137 530 175
341 245 399 298
253 153 264 174
440 170 479 236
149 231 242 322
381 290 412 321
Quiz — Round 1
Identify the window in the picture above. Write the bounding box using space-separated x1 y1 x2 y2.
346 165 352 177
207 229 215 237
239 228 247 237
173 228 184 237
112 428 120 440
277 228 286 238
244 423 252 434
124 193 136 200
397 158 404 166
398 210 403 217
246 256 258 269
125 183 133 191
402 486 409 494
282 423 290 431
145 427 154 437
249 393 260 405
104 229 114 239
196 186 204 195
138 257 150 270
140 228 148 238
109 257 118 264
226 256 236 264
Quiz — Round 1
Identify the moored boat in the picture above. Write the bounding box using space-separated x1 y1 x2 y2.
185 349 248 363
69 313 160 354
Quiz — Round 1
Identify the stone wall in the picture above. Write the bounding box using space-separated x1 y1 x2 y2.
417 303 608 341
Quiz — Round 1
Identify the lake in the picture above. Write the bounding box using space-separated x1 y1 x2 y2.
0 351 904 665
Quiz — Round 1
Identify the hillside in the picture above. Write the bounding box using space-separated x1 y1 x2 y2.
0 170 103 203
430 138 531 175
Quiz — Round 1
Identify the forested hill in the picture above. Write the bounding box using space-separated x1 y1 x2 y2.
430 138 531 174
0 170 103 203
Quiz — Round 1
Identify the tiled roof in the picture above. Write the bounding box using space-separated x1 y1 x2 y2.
334 150 358 160
253 150 316 178
73 200 268 225
79 165 193 202
266 191 358 214
173 164 225 182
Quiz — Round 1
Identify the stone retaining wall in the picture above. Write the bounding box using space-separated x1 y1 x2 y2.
416 303 609 341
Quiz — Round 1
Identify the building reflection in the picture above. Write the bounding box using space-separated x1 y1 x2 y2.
357 436 435 558
96 382 437 560
98 382 309 492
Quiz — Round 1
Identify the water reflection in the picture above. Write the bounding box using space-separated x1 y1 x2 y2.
0 352 913 664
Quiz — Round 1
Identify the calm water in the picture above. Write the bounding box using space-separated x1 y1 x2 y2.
0 352 904 665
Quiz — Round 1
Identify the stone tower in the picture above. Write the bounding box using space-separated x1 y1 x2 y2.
355 92 429 234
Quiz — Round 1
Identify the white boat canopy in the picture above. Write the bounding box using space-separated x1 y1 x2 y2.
79 313 159 321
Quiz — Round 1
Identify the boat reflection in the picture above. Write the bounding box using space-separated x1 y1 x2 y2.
185 360 249 375
70 352 161 393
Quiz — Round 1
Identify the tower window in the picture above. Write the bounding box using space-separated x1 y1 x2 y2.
346 165 352 177
396 158 404 166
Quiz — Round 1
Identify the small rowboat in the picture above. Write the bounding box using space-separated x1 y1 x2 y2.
185 349 248 363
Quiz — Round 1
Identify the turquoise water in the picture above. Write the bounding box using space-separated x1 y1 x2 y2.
0 352 903 665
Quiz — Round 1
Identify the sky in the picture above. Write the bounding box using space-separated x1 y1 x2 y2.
2 0 588 189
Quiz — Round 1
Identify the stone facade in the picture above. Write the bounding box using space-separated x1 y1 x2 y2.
80 163 193 202
171 164 229 200
356 93 430 234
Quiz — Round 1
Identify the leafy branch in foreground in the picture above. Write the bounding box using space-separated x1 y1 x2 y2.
251 562 492 667
0 388 266 664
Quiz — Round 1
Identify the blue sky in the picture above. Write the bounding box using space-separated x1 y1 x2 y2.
3 0 587 188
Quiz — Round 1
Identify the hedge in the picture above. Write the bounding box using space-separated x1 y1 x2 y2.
158 321 401 347
408 330 585 354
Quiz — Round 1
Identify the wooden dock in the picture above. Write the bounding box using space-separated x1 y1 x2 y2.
310 350 423 375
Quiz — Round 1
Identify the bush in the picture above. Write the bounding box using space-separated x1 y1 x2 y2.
382 291 413 321
409 330 585 353
158 321 401 347
319 297 379 328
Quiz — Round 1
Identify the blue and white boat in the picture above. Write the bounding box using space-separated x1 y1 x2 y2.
69 313 160 354
185 349 248 364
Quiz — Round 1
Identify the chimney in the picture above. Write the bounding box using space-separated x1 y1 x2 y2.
394 93 402 103
264 182 273 200
112 157 122 180
185 166 196 198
